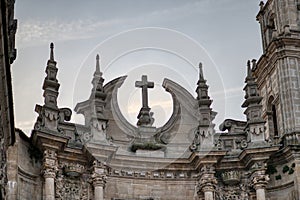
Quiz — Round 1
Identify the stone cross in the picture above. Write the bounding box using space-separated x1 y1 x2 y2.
135 75 154 108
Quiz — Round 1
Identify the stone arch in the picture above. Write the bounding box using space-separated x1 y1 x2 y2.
266 13 277 43
267 95 279 141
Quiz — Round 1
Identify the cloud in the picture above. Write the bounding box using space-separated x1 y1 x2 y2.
126 100 173 114
15 120 35 135
17 18 124 47
16 1 208 48
211 86 243 98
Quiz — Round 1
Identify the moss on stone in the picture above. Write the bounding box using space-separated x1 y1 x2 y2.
282 165 289 174
131 142 163 152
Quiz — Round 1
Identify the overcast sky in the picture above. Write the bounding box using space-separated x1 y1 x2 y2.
12 0 265 134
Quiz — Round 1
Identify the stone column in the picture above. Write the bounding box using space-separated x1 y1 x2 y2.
43 169 56 200
251 168 269 200
198 165 217 200
202 186 214 200
93 177 105 200
42 150 57 200
92 160 107 200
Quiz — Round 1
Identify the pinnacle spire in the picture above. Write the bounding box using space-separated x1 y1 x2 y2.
42 43 60 108
93 54 102 77
196 62 211 106
90 54 106 101
242 59 261 107
50 42 54 61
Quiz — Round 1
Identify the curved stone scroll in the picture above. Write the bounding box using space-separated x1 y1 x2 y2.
103 76 137 141
219 119 246 133
159 78 199 145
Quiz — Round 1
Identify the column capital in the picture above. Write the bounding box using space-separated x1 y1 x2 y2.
92 160 108 188
93 160 107 169
42 149 58 179
251 170 269 190
42 168 57 179
198 165 217 193
92 174 107 187
198 173 217 192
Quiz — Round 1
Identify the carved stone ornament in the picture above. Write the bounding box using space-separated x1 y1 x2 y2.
190 128 200 151
56 171 91 200
251 171 269 190
93 160 107 169
197 165 217 194
45 110 59 121
92 160 108 187
214 139 223 150
42 149 58 178
81 132 93 143
92 173 107 187
42 168 56 179
63 162 85 177
219 119 247 133
91 120 107 132
221 171 241 185
44 149 57 159
215 184 250 200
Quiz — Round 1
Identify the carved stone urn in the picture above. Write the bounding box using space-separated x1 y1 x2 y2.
221 171 241 185
63 163 84 177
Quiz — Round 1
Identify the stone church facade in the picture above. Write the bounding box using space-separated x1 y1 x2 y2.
5 0 300 199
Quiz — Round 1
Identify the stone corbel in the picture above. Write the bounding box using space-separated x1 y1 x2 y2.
34 105 45 130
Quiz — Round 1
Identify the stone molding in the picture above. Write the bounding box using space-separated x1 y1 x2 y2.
110 168 194 180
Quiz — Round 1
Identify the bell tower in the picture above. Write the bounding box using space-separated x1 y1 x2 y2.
255 0 300 144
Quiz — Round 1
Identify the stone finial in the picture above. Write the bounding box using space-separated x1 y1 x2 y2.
96 54 100 73
90 53 106 101
199 62 204 80
247 60 252 78
259 1 265 10
196 62 211 103
50 42 54 61
93 54 103 77
251 59 257 70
